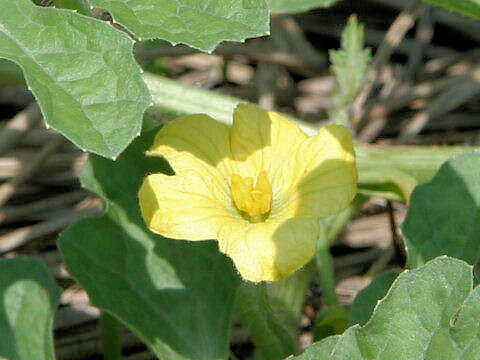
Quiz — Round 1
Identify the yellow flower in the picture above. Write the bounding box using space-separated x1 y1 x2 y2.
139 104 357 282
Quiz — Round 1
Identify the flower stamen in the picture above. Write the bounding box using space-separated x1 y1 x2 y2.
231 171 272 221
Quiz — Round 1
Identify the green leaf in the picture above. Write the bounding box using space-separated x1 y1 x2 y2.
421 0 480 19
349 270 399 326
329 15 371 126
290 256 480 359
268 0 341 13
0 258 61 360
0 0 150 158
58 127 240 360
403 150 480 269
88 0 270 52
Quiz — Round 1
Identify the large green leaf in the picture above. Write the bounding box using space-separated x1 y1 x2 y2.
268 0 341 13
349 270 399 326
88 0 270 52
403 150 480 269
421 0 480 19
58 126 240 360
291 256 480 359
0 258 61 360
0 0 150 158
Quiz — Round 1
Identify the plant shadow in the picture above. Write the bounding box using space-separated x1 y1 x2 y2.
59 127 240 360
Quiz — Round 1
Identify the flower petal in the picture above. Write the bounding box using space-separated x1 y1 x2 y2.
218 217 319 282
147 114 233 180
230 104 307 191
292 125 357 218
139 172 237 241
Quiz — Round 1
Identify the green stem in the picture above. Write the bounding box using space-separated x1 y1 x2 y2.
100 312 123 360
316 196 368 307
236 281 299 360
316 229 340 307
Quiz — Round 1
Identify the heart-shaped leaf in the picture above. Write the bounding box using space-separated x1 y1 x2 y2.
58 126 240 359
290 256 480 359
0 0 150 158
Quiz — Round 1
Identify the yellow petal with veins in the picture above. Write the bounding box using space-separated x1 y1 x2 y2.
147 113 233 180
218 217 319 282
230 104 307 191
292 125 357 218
139 171 237 241
139 114 237 240
139 105 357 282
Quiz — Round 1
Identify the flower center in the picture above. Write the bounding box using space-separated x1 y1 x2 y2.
231 171 272 221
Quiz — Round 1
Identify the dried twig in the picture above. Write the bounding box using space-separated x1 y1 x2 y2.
405 4 434 82
358 73 471 141
366 202 400 277
135 42 322 75
396 70 480 143
0 103 41 154
0 150 83 179
352 1 421 129
0 190 87 225
423 48 480 79
303 20 454 59
367 0 480 42
257 63 279 110
0 135 64 206
271 15 326 73
0 199 102 255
